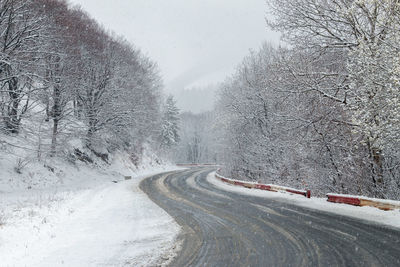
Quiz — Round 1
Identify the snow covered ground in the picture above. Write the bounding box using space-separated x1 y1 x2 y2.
0 155 182 266
208 172 400 229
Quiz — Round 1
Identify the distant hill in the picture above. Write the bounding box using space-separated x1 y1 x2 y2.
174 85 217 114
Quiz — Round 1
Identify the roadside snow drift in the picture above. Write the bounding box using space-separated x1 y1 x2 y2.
0 166 181 266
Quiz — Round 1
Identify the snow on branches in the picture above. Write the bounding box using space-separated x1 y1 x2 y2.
0 0 165 166
216 0 400 199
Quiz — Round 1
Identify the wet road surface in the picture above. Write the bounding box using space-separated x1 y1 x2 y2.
140 168 400 267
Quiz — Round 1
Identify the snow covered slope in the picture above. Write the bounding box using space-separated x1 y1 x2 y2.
0 153 182 266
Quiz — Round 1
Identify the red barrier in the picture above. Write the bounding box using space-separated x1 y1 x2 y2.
177 163 219 167
234 181 245 186
215 172 310 198
286 188 308 197
215 171 399 211
327 194 361 206
326 193 400 211
268 185 309 198
255 184 274 191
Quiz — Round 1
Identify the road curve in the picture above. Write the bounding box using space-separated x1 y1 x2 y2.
140 168 400 267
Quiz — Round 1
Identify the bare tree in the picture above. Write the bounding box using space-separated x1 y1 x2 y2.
0 0 44 134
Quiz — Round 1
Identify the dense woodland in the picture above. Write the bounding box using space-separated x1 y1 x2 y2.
215 0 400 199
2 0 400 200
0 0 180 166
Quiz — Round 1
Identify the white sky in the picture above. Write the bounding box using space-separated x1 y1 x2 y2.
68 0 280 110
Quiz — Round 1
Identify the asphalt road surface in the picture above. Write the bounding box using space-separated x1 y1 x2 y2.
140 168 400 267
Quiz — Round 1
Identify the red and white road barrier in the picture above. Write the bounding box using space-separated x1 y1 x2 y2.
177 163 219 167
215 169 400 211
215 172 311 198
327 193 400 211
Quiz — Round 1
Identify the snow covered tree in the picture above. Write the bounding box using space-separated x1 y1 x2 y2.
215 42 379 196
0 0 167 170
36 0 80 156
160 96 180 149
172 111 217 164
265 0 400 198
0 0 45 134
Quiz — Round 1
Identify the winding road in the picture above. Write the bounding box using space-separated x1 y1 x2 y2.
140 167 400 267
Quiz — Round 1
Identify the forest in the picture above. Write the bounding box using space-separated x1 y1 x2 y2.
2 0 400 200
214 0 400 199
0 0 179 169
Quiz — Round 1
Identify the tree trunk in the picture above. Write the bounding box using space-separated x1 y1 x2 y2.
5 77 20 134
86 116 96 149
50 118 59 157
367 141 384 197
50 83 62 157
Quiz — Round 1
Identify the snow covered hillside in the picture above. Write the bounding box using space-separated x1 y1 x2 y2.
0 119 182 266
0 151 182 266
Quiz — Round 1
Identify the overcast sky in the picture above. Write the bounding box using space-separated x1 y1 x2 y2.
68 0 280 111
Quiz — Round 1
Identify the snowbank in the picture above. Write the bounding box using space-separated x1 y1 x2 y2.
0 157 182 266
208 172 400 229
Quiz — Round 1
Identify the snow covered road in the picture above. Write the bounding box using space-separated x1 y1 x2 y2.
140 167 400 266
